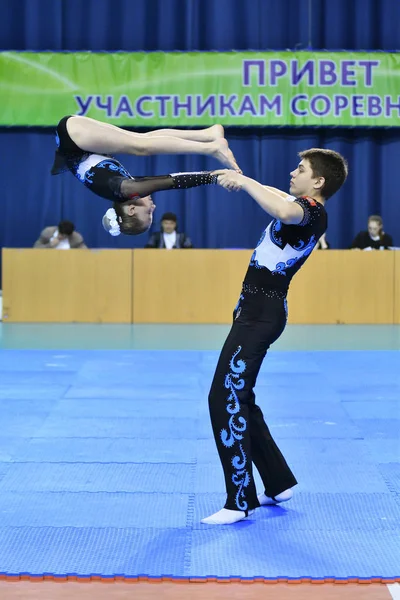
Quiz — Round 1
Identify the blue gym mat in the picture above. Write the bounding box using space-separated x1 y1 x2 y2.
0 348 399 579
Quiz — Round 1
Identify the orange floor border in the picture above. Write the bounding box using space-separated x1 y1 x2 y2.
0 575 399 584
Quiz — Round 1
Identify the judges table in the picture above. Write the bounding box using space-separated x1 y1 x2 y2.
2 248 399 324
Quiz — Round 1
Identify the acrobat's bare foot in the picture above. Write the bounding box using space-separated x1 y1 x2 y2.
213 138 241 171
207 124 225 141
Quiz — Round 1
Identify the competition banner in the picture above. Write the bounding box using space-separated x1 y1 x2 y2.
1 51 399 126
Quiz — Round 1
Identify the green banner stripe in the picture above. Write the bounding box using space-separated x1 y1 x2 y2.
0 51 399 127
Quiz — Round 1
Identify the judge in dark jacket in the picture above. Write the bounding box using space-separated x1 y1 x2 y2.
145 212 193 249
351 215 393 250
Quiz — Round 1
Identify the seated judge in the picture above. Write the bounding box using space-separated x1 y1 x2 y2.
33 220 87 249
351 215 393 250
145 211 193 249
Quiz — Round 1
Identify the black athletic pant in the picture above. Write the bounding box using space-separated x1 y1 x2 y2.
208 292 298 512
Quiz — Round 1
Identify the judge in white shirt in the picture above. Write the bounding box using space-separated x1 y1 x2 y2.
33 220 87 249
145 211 193 249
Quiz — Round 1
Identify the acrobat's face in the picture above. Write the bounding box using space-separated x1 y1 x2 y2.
289 159 324 199
123 195 156 231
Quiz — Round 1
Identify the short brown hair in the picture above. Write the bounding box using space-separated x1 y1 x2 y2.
299 148 348 199
113 202 149 236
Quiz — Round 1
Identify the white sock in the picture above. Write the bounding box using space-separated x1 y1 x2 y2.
258 488 293 506
201 508 254 525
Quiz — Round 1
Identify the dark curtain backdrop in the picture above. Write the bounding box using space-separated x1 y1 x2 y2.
0 0 399 258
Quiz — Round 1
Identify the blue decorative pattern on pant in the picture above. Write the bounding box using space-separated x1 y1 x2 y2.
220 345 250 511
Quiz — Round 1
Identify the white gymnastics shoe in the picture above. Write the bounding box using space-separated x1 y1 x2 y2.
201 508 255 525
258 488 293 506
